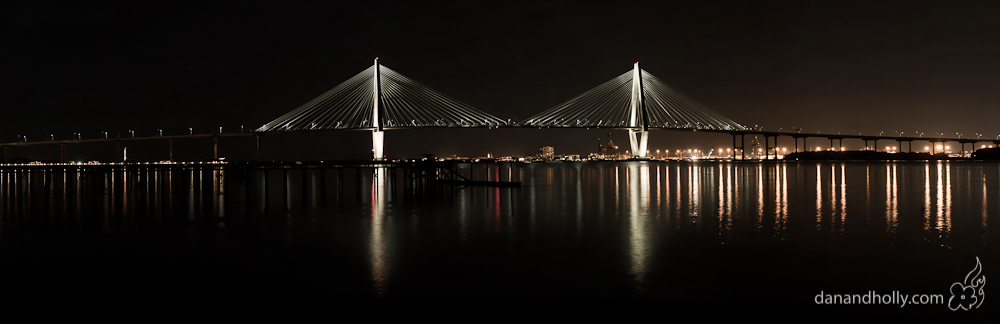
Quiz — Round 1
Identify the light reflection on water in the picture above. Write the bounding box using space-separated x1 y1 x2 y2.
1 162 982 234
0 161 995 303
370 167 388 297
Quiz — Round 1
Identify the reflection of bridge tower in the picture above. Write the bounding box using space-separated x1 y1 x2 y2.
627 62 650 158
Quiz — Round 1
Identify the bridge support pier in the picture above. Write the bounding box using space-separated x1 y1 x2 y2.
255 134 261 162
733 134 747 161
3 146 9 164
628 129 649 158
169 138 174 162
373 130 385 160
214 134 219 160
764 135 776 159
733 133 745 160
762 135 769 159
60 143 67 163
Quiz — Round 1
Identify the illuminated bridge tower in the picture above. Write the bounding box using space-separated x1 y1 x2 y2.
519 62 745 159
372 57 385 160
627 62 650 158
257 57 506 160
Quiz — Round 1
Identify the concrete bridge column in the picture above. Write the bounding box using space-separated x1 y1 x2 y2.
960 141 978 157
732 133 746 160
765 135 774 159
628 129 649 158
373 130 385 160
732 134 737 158
214 134 219 160
256 134 261 162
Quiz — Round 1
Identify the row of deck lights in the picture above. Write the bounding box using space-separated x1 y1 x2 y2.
646 148 793 159
13 126 248 142
797 128 1000 140
0 161 226 167
650 142 999 159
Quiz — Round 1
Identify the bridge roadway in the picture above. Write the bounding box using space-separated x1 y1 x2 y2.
2 127 998 163
0 132 257 163
725 130 1000 160
516 126 999 158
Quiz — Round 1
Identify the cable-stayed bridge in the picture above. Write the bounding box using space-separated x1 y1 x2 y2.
2 58 997 162
258 58 508 131
520 63 745 131
257 58 507 159
253 59 747 159
520 62 745 158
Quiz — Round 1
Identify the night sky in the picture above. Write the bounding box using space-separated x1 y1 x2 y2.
5 1 1000 161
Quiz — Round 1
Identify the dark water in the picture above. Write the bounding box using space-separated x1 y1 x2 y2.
0 161 995 319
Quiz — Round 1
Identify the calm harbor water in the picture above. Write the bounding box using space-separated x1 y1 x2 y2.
0 161 995 319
